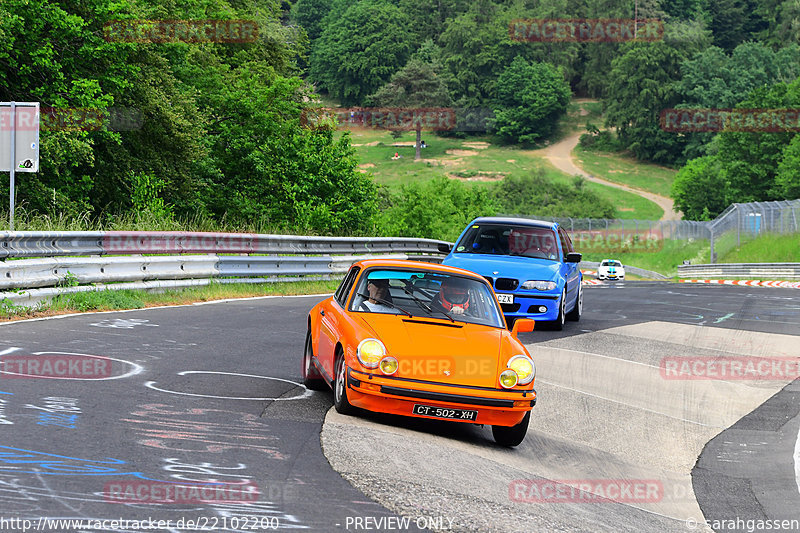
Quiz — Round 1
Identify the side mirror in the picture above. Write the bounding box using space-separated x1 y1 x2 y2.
565 252 582 263
511 318 535 337
438 242 453 253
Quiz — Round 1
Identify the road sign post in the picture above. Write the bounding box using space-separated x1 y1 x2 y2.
1 102 40 230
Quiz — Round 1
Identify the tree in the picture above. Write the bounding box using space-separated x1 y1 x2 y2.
774 136 800 198
365 59 453 159
670 156 728 220
490 57 571 145
604 42 687 163
309 0 413 105
291 0 332 42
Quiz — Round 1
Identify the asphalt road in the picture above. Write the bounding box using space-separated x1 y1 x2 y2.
1 282 798 533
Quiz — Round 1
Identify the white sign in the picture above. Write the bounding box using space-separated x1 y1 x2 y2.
1 102 40 173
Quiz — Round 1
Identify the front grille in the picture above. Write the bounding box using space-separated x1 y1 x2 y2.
495 278 518 291
500 303 521 313
483 276 494 287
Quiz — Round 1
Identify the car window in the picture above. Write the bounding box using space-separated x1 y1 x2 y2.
558 227 574 256
349 268 504 328
454 224 559 261
334 266 360 306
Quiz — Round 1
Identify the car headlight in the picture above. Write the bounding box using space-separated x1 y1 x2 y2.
507 355 535 385
499 369 518 389
521 280 557 291
379 356 398 375
357 339 386 369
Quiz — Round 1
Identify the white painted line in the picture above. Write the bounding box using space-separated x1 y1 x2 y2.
795 418 800 498
145 371 314 401
532 345 662 370
0 347 21 356
0 292 334 326
538 379 719 427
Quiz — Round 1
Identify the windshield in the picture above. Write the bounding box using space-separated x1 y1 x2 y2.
454 224 560 261
602 260 622 267
349 269 505 328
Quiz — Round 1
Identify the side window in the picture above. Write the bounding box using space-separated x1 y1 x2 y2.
557 227 573 257
334 267 360 306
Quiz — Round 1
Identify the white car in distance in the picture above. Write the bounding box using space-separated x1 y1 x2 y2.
597 259 625 281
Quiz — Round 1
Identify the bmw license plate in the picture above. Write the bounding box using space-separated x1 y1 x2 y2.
496 293 514 304
413 404 478 421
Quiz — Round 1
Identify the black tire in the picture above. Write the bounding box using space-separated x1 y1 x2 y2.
546 288 567 330
566 284 582 322
333 351 356 415
302 329 327 391
492 411 530 447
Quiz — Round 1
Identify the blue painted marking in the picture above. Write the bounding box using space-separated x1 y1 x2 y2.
0 391 13 395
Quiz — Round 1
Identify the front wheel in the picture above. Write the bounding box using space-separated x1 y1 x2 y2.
302 329 327 391
546 288 566 331
333 352 356 415
566 284 582 322
492 411 530 447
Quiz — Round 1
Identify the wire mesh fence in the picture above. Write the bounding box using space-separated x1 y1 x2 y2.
509 198 800 263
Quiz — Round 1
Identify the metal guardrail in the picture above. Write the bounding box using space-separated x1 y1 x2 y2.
0 231 451 306
678 263 800 280
0 231 448 258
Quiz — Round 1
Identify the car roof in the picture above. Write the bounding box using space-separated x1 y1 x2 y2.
350 259 488 281
468 216 557 229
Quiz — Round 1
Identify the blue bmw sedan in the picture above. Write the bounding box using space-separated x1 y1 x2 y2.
441 217 583 330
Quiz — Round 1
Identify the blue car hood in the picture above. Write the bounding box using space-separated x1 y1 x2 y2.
443 253 561 281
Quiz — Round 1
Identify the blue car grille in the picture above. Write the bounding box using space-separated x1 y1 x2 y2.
495 278 519 291
483 276 494 287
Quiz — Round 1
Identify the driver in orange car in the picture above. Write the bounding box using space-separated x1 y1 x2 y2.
434 276 473 316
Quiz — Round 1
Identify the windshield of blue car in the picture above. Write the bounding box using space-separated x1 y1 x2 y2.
349 269 505 328
453 224 560 261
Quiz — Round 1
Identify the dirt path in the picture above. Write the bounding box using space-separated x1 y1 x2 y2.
540 133 682 221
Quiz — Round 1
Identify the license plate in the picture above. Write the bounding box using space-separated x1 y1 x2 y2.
412 404 478 421
496 293 514 304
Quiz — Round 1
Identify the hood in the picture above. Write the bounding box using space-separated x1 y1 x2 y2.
356 314 504 388
444 253 561 281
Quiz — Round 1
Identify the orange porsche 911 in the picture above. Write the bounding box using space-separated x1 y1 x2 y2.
302 259 537 447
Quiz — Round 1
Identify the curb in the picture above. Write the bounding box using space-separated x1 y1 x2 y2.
679 279 800 289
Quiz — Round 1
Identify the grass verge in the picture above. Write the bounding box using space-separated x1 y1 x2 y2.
573 146 677 198
0 280 339 321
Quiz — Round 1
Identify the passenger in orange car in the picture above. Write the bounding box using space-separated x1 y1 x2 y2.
358 279 394 313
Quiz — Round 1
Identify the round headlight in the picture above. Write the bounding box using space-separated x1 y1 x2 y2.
379 356 398 375
499 369 518 389
357 339 386 369
507 355 535 385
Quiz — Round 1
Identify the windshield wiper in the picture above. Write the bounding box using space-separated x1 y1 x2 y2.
355 293 412 317
402 284 455 323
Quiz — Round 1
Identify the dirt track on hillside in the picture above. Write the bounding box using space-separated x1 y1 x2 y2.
540 133 682 221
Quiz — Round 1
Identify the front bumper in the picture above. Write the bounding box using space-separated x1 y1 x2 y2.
496 291 561 321
346 368 535 427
